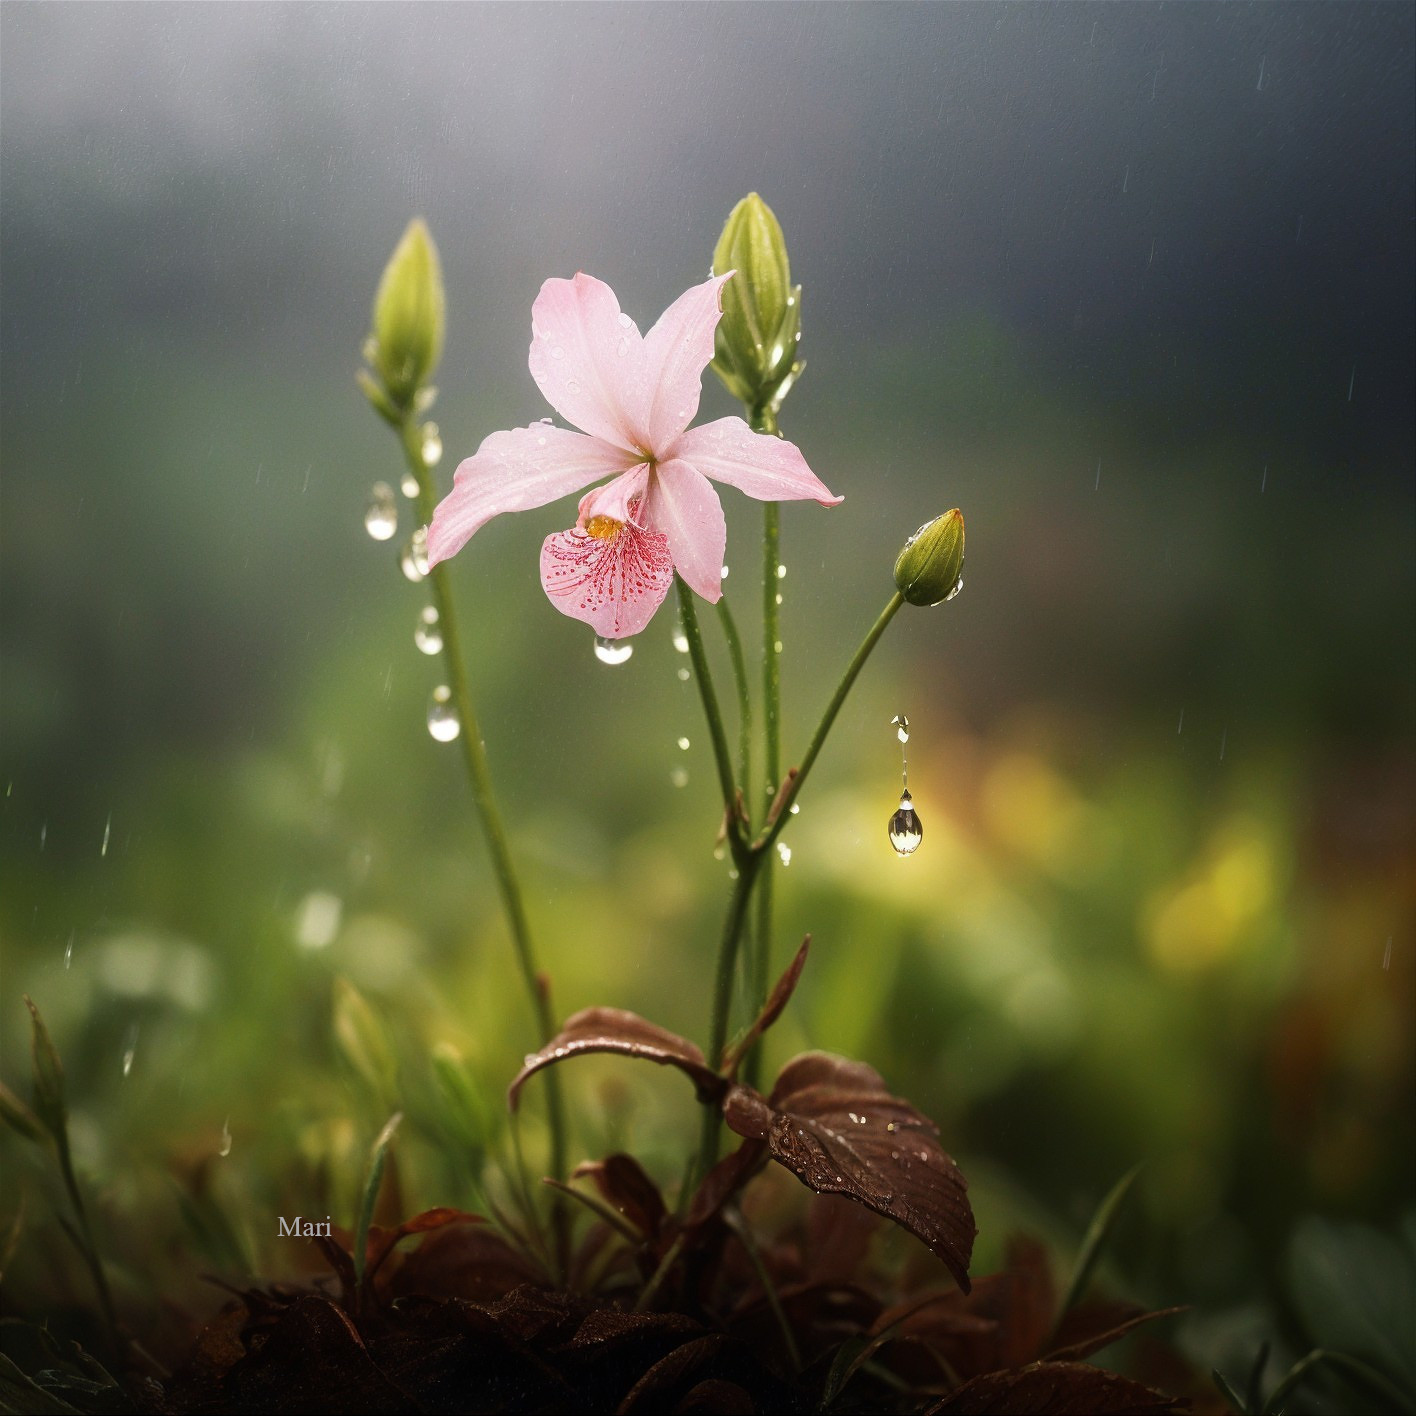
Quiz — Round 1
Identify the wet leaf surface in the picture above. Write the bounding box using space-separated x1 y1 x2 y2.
724 1052 975 1292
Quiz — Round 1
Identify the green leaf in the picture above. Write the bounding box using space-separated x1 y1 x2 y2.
1211 1368 1250 1414
352 1113 401 1289
0 1080 45 1145
1288 1215 1416 1405
1058 1161 1143 1316
332 977 397 1106
22 998 65 1140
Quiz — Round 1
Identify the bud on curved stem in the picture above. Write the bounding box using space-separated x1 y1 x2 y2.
366 218 445 411
711 193 803 413
894 509 965 607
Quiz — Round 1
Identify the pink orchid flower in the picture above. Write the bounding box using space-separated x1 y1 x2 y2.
426 272 842 639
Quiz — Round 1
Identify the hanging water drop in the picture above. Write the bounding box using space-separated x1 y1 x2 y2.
677 736 691 751
219 1117 233 1157
892 713 910 744
945 573 964 602
594 636 633 665
777 842 792 867
365 482 398 540
421 422 443 466
673 629 690 653
400 527 430 582
670 767 689 788
414 605 443 655
427 685 461 742
401 470 420 498
888 791 923 856
676 667 691 682
720 565 730 581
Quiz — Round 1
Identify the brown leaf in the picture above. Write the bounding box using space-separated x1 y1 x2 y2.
925 1360 1189 1414
509 1008 726 1109
806 1193 882 1286
723 1052 975 1292
1044 1304 1189 1363
574 1154 669 1240
386 1224 543 1305
365 1206 485 1284
684 1141 769 1229
722 936 811 1075
674 1377 756 1413
617 1333 726 1414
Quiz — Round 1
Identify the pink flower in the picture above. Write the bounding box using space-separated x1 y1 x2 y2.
426 273 841 639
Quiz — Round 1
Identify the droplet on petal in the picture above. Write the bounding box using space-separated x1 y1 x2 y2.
594 637 633 665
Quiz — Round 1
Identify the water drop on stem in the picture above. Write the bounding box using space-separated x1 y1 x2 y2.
364 482 398 541
427 685 461 741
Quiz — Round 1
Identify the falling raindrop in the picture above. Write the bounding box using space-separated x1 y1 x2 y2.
400 527 430 583
414 605 443 655
427 686 461 742
720 565 730 581
64 931 75 969
401 471 420 498
421 423 443 466
122 1023 140 1077
670 767 689 788
365 482 398 540
776 564 787 580
777 842 792 866
676 667 691 682
594 636 633 665
101 812 111 857
219 1117 233 1157
892 713 910 744
672 629 690 653
677 736 691 751
889 793 923 855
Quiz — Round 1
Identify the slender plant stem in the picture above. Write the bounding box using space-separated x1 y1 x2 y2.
395 417 568 1201
755 591 905 856
715 596 752 793
55 1132 118 1347
676 577 743 850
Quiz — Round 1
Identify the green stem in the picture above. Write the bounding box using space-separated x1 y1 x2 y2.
676 577 743 851
56 1131 118 1348
396 418 568 1200
715 596 752 794
755 591 906 856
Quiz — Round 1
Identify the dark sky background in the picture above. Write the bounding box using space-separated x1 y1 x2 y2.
2 1 1413 834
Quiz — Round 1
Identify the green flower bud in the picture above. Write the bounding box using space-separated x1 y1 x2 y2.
368 218 445 409
711 193 803 411
894 509 965 606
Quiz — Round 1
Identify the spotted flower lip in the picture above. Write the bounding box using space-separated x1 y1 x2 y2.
426 271 841 638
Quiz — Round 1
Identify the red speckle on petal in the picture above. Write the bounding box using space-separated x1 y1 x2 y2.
541 519 674 638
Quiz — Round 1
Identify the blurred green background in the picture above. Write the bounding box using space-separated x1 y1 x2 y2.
2 1 1412 1395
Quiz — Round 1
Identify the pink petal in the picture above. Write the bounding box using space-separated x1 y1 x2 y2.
576 464 651 528
639 273 733 450
643 459 725 604
540 519 675 639
669 417 843 507
528 274 646 451
426 424 634 567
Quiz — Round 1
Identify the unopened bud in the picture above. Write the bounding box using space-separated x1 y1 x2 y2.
711 193 802 411
894 510 965 606
367 218 445 409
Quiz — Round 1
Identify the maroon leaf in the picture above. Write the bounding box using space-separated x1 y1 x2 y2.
684 1141 769 1229
386 1224 544 1304
365 1206 485 1284
508 1008 726 1109
722 1051 975 1292
618 1332 725 1413
574 1155 669 1240
1044 1304 1188 1363
721 935 811 1075
924 1360 1188 1414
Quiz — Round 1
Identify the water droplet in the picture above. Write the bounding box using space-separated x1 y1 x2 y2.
617 338 630 358
421 423 443 466
400 471 420 498
774 640 783 654
670 767 689 788
892 713 910 744
537 435 547 446
672 630 690 654
720 565 730 581
427 686 461 742
777 843 792 866
790 803 800 815
945 573 964 602
594 636 633 666
889 790 923 856
64 931 75 969
101 812 111 856
365 482 398 540
400 527 430 582
677 736 691 751
219 1117 233 1157
775 593 783 606
776 563 787 579
414 605 443 655
713 841 727 861
727 868 739 880
676 667 691 682
121 1023 139 1077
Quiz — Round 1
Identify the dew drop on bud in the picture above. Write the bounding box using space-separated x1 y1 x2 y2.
427 685 461 741
945 573 964 602
414 605 442 655
888 790 923 856
421 422 443 466
401 471 420 498
365 482 398 540
594 636 633 666
892 713 910 744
